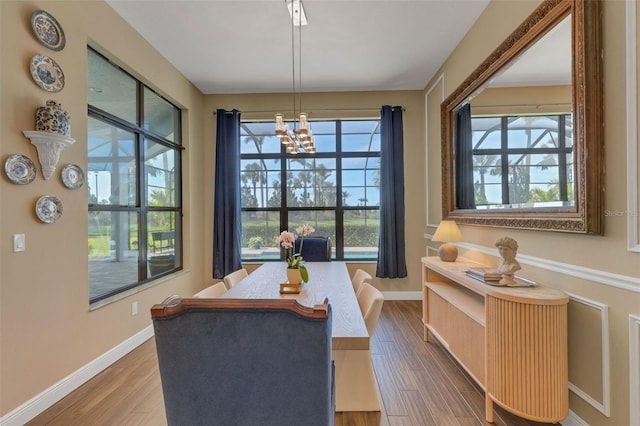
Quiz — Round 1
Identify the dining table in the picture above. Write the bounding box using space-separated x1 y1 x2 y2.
221 261 381 412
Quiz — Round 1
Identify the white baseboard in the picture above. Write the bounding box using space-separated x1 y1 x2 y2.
0 325 154 426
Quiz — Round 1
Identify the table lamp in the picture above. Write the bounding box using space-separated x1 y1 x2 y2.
432 220 463 262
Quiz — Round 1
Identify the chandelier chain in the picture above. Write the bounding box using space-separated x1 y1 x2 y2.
275 0 315 154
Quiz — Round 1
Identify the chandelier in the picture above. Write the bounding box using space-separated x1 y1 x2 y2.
275 0 316 154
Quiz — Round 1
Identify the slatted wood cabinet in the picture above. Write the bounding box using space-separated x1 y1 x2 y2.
421 256 569 423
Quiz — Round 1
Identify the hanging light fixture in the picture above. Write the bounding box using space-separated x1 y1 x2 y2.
275 0 315 154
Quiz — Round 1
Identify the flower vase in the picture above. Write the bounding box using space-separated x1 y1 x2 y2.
281 268 303 294
287 268 303 285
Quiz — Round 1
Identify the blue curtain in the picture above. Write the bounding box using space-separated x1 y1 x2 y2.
376 105 407 279
454 103 475 209
213 109 242 278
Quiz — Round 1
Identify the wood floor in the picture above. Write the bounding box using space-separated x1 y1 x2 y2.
26 301 555 426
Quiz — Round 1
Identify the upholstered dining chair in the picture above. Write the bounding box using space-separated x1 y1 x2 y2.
356 282 385 337
222 267 248 289
351 268 373 295
151 297 335 426
193 282 227 298
295 236 332 262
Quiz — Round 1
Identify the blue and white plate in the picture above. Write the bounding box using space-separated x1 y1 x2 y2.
31 10 66 51
61 164 85 190
36 195 63 224
30 54 65 93
5 154 37 185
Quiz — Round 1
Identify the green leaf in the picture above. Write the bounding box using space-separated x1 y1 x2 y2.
299 266 309 283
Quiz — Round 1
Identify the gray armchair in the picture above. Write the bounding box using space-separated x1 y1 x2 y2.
151 297 334 426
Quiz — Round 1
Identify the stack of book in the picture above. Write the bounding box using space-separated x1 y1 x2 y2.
466 267 502 283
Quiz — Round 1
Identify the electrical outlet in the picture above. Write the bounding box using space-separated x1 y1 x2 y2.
131 301 138 316
13 234 25 252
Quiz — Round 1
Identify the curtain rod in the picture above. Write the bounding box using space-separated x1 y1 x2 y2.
213 106 405 115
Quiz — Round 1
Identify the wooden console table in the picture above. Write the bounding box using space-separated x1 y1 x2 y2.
421 256 568 423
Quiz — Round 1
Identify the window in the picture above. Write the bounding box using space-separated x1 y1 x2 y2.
87 48 182 305
470 114 573 208
240 119 380 261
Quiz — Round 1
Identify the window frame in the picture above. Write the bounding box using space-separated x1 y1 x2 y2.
470 113 573 207
87 47 183 306
240 119 380 262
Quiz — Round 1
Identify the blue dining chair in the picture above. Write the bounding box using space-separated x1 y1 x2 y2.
295 236 332 261
151 297 335 426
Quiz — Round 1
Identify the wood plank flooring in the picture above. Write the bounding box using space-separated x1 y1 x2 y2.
26 301 556 426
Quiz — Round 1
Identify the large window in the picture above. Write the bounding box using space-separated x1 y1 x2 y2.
87 48 182 305
471 114 573 208
240 119 380 261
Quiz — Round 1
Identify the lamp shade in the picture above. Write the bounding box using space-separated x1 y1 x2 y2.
432 220 463 262
432 220 463 243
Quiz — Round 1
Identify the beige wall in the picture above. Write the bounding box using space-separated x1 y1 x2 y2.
203 91 425 291
425 0 640 424
0 0 206 415
471 85 572 115
0 1 427 417
3 0 637 424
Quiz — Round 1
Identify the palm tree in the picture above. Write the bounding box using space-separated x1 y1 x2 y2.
314 163 335 207
243 162 265 207
242 131 270 207
289 157 312 207
268 180 282 207
472 154 499 204
528 186 560 203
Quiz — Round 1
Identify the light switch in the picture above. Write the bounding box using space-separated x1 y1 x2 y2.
13 234 25 252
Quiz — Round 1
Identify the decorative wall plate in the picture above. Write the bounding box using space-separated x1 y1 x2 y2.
5 154 37 185
30 54 65 93
31 10 66 51
61 164 85 189
36 195 63 224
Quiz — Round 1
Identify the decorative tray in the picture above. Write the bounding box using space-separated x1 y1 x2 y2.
279 282 302 294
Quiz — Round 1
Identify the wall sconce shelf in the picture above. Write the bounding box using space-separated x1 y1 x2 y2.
22 130 75 180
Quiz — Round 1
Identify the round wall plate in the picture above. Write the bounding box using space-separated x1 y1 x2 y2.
5 154 37 185
31 10 66 51
30 54 65 93
61 164 85 189
36 195 63 224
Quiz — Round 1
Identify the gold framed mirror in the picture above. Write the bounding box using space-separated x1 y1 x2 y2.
441 0 603 234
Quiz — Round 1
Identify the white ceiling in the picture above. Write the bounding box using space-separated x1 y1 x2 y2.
489 15 571 88
105 0 492 95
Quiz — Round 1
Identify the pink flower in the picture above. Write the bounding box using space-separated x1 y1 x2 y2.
276 224 315 280
276 231 296 250
295 224 315 237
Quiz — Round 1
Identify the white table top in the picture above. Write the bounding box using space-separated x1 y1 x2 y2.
222 262 369 350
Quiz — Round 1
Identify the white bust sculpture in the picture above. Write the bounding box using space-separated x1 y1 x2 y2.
496 236 521 284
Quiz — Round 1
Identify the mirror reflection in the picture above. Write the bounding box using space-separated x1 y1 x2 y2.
455 15 573 210
441 0 603 234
